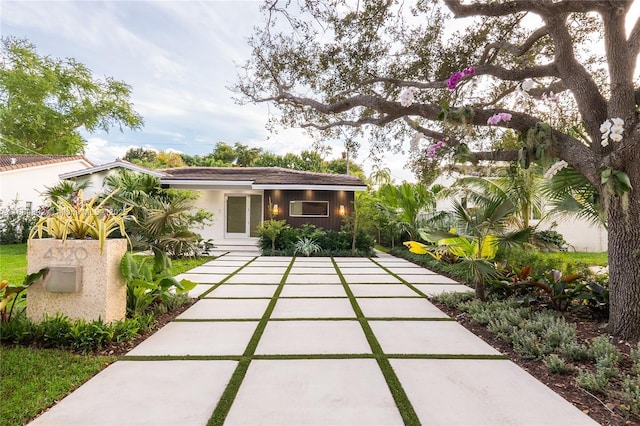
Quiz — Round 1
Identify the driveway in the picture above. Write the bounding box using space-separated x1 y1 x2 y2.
30 252 597 426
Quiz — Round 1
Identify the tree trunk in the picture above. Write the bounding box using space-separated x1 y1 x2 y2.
607 167 640 341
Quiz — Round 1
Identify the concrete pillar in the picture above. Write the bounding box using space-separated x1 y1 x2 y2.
27 239 127 323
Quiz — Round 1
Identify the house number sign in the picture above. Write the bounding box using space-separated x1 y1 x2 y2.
43 247 89 261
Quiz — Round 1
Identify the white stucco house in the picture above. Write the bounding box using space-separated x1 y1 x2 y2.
59 159 367 248
0 154 94 209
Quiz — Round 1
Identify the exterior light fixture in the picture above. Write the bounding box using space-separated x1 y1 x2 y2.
339 204 346 216
272 203 279 215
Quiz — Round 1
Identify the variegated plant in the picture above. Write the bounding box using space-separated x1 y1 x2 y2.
29 189 131 253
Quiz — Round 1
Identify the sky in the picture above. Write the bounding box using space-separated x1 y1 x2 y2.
1 0 417 181
1 1 639 183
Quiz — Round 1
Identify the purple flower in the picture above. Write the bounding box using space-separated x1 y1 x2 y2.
487 112 512 125
446 72 464 89
427 140 447 158
446 68 475 90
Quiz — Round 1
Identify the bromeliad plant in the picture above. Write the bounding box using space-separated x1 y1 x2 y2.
294 237 321 257
29 190 131 253
120 247 197 316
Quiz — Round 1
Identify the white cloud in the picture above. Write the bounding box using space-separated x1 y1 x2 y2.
84 137 134 164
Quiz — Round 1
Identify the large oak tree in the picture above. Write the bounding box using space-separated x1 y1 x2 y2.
237 0 640 339
0 38 143 155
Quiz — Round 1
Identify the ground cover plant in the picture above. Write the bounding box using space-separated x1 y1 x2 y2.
432 292 640 424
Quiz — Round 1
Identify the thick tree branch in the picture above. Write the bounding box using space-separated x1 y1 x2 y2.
480 26 549 64
444 0 608 18
476 63 559 80
472 150 519 162
628 16 640 55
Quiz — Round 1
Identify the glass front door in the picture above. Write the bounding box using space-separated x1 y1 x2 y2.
225 195 262 238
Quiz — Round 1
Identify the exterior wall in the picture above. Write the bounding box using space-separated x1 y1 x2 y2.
264 189 353 231
0 159 92 208
72 170 116 197
535 219 608 252
191 189 263 241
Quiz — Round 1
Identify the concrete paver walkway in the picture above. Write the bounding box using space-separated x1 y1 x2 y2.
30 253 598 426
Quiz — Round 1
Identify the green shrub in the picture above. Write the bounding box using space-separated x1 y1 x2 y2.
431 291 474 308
0 313 151 354
576 369 610 394
621 376 640 417
559 341 591 361
589 336 620 364
543 354 574 374
532 229 569 251
511 329 549 359
0 200 40 245
631 342 640 376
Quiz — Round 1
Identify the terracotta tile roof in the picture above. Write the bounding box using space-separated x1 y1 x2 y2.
162 167 366 187
0 154 94 172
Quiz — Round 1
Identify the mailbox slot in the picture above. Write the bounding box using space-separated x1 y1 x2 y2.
43 266 83 293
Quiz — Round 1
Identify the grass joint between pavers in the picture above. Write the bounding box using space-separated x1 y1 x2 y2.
206 257 295 426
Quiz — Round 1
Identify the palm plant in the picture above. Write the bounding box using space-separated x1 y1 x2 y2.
41 180 91 206
444 164 546 231
103 170 213 257
424 195 531 300
377 182 438 240
540 166 606 229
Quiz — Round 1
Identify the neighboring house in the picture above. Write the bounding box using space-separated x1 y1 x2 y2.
430 171 608 252
0 154 94 209
60 160 367 245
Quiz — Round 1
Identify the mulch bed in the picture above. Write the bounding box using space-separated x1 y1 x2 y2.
433 300 640 426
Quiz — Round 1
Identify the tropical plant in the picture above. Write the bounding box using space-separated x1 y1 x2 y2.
41 180 91 207
0 268 48 323
103 170 214 257
445 163 546 231
257 219 288 251
423 195 532 300
294 237 321 257
541 166 606 229
120 248 196 316
377 182 438 240
29 190 131 253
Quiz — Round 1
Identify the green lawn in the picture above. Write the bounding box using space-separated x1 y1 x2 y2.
0 346 116 426
0 244 27 284
539 251 608 267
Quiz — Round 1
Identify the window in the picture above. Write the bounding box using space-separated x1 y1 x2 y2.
289 201 329 217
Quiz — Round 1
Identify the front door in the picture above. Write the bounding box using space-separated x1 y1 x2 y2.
225 194 262 238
